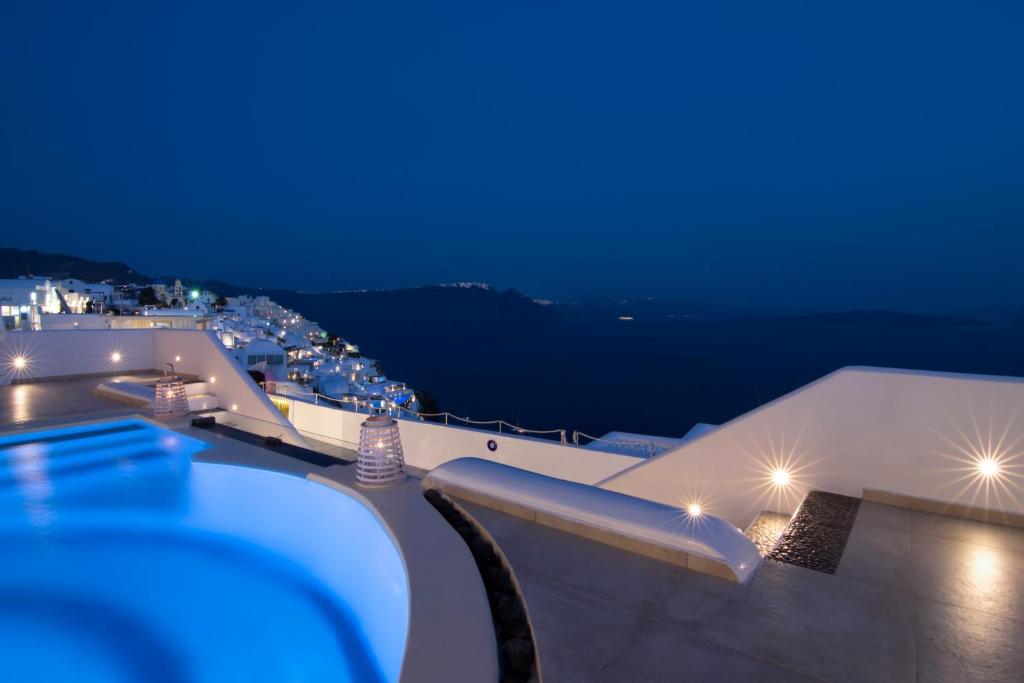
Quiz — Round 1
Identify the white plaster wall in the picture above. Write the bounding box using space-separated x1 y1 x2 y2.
0 329 304 447
38 313 110 330
151 330 305 446
281 397 642 485
0 328 155 382
601 367 1024 527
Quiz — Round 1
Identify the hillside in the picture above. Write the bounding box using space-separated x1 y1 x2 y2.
253 285 558 329
0 247 150 284
556 297 758 322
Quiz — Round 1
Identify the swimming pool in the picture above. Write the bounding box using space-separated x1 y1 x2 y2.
0 419 409 682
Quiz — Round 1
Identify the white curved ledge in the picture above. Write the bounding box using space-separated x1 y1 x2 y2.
423 457 762 583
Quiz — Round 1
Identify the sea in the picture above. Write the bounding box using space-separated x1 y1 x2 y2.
310 316 1024 440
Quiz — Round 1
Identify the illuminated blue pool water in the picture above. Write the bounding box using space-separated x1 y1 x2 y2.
0 420 408 682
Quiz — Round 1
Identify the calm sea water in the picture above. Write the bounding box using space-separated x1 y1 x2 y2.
332 318 1024 439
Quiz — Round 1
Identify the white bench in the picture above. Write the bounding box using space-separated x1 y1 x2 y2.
423 457 761 583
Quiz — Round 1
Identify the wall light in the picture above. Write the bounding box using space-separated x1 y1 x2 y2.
771 468 791 487
174 355 181 362
978 457 1001 478
230 404 238 411
209 376 216 384
110 352 122 363
687 503 703 517
12 355 27 370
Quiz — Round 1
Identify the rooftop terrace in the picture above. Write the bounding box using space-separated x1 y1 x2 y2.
457 497 1024 683
2 374 1022 682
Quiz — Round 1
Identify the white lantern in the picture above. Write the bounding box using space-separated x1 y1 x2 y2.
356 415 406 487
154 374 189 417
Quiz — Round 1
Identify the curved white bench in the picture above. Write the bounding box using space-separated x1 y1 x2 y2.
423 457 761 583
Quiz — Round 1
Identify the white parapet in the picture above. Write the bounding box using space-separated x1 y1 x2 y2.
0 328 303 447
423 457 762 583
600 366 1024 528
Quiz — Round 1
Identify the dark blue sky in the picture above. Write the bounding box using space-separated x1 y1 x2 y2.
1 1 1022 311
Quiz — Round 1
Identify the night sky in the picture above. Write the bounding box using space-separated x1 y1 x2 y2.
1 1 1022 311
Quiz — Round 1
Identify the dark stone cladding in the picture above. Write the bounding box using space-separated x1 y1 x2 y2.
768 491 861 574
205 422 353 468
423 488 538 683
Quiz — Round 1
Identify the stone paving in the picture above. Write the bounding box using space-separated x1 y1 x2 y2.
457 498 1024 683
0 374 151 429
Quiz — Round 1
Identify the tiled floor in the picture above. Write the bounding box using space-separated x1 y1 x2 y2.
0 375 149 429
458 499 1024 683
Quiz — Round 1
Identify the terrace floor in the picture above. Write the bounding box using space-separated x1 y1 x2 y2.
2 378 1022 682
0 374 153 429
456 497 1024 683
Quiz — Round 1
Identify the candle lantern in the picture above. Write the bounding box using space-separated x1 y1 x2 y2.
154 364 189 418
356 415 406 487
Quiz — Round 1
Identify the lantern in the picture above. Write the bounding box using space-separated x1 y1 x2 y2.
154 364 189 418
356 415 406 487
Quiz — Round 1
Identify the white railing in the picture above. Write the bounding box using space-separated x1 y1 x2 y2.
264 383 574 446
258 388 649 484
264 383 668 458
572 431 661 459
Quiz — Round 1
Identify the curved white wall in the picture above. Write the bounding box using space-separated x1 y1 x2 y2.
601 367 1024 527
150 330 305 446
188 464 409 682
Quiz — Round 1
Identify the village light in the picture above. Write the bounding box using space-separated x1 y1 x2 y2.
356 415 406 487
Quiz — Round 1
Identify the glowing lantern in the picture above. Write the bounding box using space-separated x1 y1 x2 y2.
154 365 189 418
356 415 406 487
